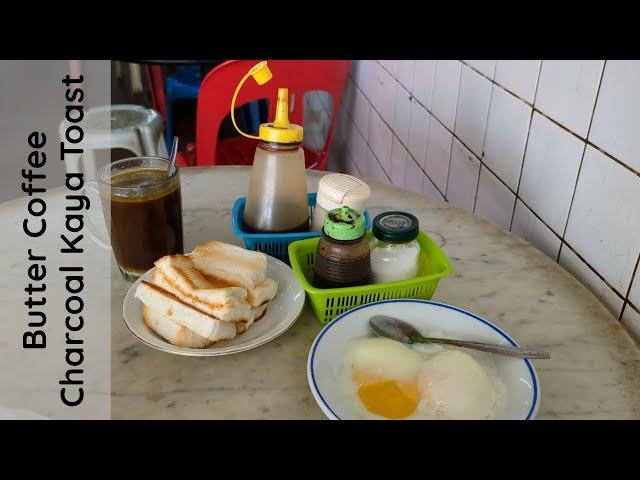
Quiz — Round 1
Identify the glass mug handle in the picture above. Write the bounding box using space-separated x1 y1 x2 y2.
84 181 112 251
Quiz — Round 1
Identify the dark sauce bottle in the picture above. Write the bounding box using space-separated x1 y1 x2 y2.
313 206 371 289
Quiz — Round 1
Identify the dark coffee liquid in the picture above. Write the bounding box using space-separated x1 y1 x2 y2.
106 168 183 275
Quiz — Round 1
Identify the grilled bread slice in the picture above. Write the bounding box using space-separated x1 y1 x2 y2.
247 278 278 307
135 281 237 341
236 303 269 334
142 305 214 348
151 262 253 322
155 254 247 304
190 241 267 290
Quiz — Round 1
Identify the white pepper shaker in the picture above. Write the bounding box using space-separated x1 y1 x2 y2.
311 173 371 232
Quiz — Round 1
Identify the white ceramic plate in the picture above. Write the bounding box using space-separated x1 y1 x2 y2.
308 300 540 420
123 256 305 356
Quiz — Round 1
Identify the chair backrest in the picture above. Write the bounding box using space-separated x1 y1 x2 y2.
195 60 352 167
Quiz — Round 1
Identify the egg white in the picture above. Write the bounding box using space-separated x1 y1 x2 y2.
341 336 506 420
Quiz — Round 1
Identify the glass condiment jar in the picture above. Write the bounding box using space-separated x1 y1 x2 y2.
310 174 370 232
369 211 421 284
313 206 371 289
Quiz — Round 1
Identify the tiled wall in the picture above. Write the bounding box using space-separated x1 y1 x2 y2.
327 60 640 342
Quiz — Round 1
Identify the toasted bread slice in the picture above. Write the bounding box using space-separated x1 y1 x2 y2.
236 303 269 334
190 241 266 290
135 281 237 341
151 268 253 322
154 254 247 305
143 305 214 348
247 278 278 307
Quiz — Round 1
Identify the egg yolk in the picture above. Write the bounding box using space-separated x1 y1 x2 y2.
354 370 419 419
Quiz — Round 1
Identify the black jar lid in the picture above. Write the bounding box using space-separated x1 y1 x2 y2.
372 211 419 243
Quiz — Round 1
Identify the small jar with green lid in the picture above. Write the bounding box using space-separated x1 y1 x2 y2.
370 211 421 284
313 206 371 289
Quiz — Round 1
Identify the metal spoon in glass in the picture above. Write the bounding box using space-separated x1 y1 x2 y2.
369 315 550 359
167 136 179 176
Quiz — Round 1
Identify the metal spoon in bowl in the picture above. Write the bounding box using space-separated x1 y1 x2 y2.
369 315 550 359
167 136 179 176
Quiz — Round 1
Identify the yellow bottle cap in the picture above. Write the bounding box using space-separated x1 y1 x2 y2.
258 88 303 144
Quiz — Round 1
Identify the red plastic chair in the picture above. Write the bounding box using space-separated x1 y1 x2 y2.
185 60 351 169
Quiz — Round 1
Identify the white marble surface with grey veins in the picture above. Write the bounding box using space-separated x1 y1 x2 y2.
6 166 637 419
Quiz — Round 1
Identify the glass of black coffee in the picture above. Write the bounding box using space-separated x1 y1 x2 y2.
98 157 184 281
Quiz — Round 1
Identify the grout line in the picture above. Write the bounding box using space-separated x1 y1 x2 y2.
620 253 640 321
462 60 535 108
474 76 497 215
508 60 543 231
444 61 464 199
349 72 446 198
556 60 607 262
560 241 627 301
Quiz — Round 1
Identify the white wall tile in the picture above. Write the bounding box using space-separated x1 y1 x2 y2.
629 268 640 310
404 156 425 194
358 60 376 100
535 60 604 137
454 65 493 157
564 146 640 294
559 246 624 317
381 60 399 76
344 158 361 177
380 71 397 124
345 120 360 159
431 60 461 130
622 305 640 344
397 60 415 91
494 60 541 103
474 167 516 230
511 200 561 259
392 86 411 145
447 139 480 212
341 78 355 116
519 113 584 233
367 111 392 173
407 100 430 166
483 85 532 190
464 60 496 79
589 60 640 172
412 60 436 109
351 121 370 167
422 174 444 200
365 147 390 185
425 119 453 193
353 87 370 138
355 143 374 177
389 135 408 186
369 62 384 114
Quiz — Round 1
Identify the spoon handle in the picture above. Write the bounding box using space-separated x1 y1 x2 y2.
411 336 550 359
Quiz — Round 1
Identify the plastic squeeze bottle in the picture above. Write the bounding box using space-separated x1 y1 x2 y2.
230 61 309 233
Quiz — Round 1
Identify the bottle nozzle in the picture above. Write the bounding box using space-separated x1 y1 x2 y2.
272 88 291 129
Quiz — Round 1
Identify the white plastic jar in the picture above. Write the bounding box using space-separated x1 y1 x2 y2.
369 211 421 284
311 173 370 232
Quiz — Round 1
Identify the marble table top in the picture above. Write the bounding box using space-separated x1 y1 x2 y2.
5 166 638 419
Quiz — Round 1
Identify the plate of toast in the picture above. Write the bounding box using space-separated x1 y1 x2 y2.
123 241 306 356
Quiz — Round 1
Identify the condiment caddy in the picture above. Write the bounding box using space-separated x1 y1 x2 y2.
288 229 453 324
231 193 372 264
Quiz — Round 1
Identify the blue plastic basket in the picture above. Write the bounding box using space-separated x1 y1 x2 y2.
231 193 371 264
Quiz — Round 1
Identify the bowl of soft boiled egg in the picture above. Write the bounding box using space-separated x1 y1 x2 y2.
307 300 540 420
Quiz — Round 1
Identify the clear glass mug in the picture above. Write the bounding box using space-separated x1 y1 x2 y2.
86 156 184 281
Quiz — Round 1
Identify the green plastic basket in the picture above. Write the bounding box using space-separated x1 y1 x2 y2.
288 231 453 324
